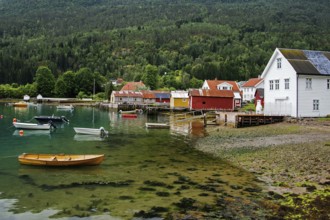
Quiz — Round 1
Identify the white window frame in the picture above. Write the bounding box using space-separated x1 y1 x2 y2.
277 58 282 69
285 78 290 90
269 80 274 90
275 80 280 90
306 78 312 89
313 99 319 111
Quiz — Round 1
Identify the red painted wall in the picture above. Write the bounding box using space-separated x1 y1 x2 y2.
190 96 234 110
155 98 170 103
254 93 264 107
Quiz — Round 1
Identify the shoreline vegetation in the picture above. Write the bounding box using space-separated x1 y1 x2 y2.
195 120 330 219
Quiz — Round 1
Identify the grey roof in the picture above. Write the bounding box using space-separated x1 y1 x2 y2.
279 48 330 75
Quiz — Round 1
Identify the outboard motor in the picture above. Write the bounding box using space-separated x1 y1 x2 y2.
100 127 106 138
49 121 56 129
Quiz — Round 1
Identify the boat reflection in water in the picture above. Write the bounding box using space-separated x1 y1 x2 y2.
12 129 51 137
73 134 105 142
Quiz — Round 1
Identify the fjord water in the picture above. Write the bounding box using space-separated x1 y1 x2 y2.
0 103 263 219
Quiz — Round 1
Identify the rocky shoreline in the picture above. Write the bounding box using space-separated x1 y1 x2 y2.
194 120 330 219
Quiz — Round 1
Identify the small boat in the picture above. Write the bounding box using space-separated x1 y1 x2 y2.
119 109 143 114
145 123 170 129
57 105 74 110
73 127 108 137
34 115 69 123
121 113 137 118
13 122 55 130
13 101 28 107
18 153 104 166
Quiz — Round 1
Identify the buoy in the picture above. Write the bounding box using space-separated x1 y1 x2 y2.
19 130 24 136
13 118 17 122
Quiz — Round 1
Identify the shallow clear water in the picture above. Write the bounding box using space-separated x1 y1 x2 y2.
0 103 263 219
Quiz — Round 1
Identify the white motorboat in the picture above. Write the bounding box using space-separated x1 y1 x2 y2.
13 122 55 130
56 105 74 110
73 127 108 137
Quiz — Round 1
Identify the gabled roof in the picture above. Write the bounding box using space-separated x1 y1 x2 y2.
121 81 145 91
205 80 240 92
279 48 330 75
242 78 263 88
190 89 234 98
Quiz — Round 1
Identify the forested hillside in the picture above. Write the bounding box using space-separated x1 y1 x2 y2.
0 0 329 89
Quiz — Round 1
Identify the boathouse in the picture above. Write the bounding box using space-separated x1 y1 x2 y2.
189 89 234 111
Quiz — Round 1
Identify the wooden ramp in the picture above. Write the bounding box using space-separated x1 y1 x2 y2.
235 115 284 128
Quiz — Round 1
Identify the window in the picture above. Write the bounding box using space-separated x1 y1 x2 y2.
269 80 274 90
223 86 228 90
327 79 330 90
277 58 282 69
275 80 280 90
306 78 312 89
313 100 319 111
285 79 290 90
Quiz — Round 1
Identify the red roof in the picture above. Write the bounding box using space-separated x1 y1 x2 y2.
190 89 234 98
242 78 263 87
141 90 156 99
121 81 145 91
205 80 240 92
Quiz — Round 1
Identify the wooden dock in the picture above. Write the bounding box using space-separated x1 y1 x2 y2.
235 115 284 128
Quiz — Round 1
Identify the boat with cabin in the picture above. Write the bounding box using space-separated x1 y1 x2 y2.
34 115 69 123
18 153 104 166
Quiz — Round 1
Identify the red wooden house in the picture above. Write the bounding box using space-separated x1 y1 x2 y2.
189 89 234 111
254 88 264 107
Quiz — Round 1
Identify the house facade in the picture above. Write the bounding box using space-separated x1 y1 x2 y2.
110 91 143 104
170 91 189 109
189 89 234 111
261 48 330 117
202 80 242 108
241 78 264 102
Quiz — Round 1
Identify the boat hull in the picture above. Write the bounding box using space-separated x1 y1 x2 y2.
57 105 74 110
74 127 108 136
18 153 104 166
13 102 28 107
13 122 51 130
121 114 137 118
145 123 170 129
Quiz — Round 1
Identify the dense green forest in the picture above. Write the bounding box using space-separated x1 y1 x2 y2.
0 0 329 97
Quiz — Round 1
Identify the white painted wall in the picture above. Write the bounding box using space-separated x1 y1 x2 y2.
297 75 330 117
262 49 297 117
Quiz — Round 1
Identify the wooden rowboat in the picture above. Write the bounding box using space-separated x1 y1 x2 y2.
18 153 104 166
145 122 170 129
13 101 28 107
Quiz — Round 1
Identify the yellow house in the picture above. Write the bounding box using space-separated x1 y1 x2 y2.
170 91 189 110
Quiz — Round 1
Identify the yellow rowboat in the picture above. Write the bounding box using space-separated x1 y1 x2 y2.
18 153 104 166
13 101 28 107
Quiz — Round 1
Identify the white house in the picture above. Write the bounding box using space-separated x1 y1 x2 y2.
241 78 264 102
202 80 242 108
261 48 330 117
